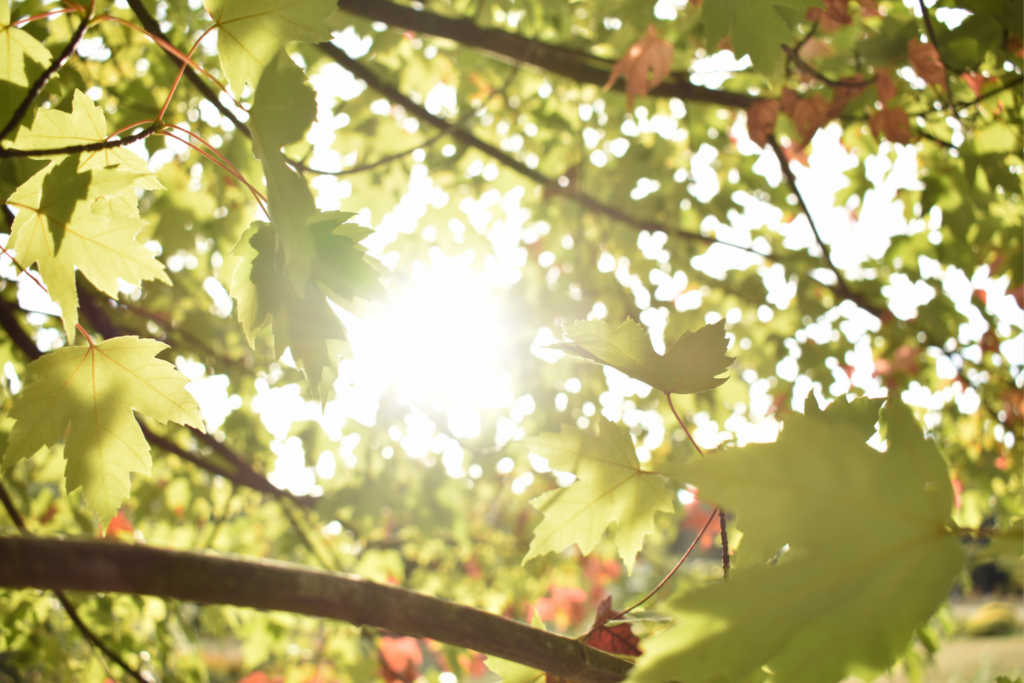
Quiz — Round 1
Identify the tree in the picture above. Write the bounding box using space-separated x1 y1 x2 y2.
0 0 1020 681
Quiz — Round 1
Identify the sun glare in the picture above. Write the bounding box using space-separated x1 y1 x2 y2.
342 249 513 413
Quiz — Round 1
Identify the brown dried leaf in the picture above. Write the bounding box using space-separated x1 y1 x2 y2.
604 25 674 110
807 0 852 32
827 78 867 118
869 106 913 144
747 99 781 148
907 38 946 88
875 70 897 104
784 91 831 142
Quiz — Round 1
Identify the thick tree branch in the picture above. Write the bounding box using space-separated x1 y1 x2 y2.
0 9 90 141
0 537 634 683
334 0 755 109
125 0 251 137
0 484 147 683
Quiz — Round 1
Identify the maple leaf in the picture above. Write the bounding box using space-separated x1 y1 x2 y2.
874 69 898 104
603 25 673 110
12 90 163 193
232 52 387 403
827 78 868 118
204 0 337 98
584 596 642 656
781 88 830 142
2 337 204 527
907 38 946 88
869 106 912 144
703 0 818 76
523 418 675 572
0 0 52 128
379 636 422 683
631 397 963 683
554 319 732 396
806 0 852 32
746 99 780 148
5 154 170 341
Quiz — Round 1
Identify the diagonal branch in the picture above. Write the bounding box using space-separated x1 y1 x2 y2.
767 134 884 318
0 124 159 158
0 536 634 683
0 484 147 683
125 0 251 137
318 44 766 259
334 0 755 109
0 8 90 141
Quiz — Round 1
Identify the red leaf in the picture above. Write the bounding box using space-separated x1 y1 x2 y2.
603 25 674 110
907 39 945 88
584 597 642 656
104 510 134 539
746 99 780 148
379 637 423 683
961 71 995 97
534 585 588 629
869 106 913 144
781 88 830 142
828 78 867 118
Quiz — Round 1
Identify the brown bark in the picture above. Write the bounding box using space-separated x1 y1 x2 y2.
0 537 633 683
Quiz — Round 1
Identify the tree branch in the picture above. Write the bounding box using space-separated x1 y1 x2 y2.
916 0 960 123
125 0 251 137
318 43 765 259
0 8 90 141
0 124 159 158
767 134 884 318
0 484 147 683
0 537 634 683
334 0 756 109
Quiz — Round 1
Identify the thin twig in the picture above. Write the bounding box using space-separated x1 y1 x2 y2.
665 393 730 580
916 0 960 124
125 0 251 136
0 6 91 140
581 504 719 639
767 134 884 318
782 45 873 89
0 482 147 683
293 51 528 177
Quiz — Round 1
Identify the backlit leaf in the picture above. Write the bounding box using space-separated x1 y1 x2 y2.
703 0 817 75
2 337 204 526
5 154 170 341
603 25 674 111
0 0 51 129
204 0 337 98
523 418 675 572
630 397 964 683
555 319 732 396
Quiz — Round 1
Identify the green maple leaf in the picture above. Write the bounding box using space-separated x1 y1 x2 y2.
703 0 818 75
523 417 675 573
801 395 885 441
12 90 163 193
5 154 170 341
631 397 963 683
2 337 205 526
0 0 52 129
204 0 337 98
555 319 732 396
231 52 386 404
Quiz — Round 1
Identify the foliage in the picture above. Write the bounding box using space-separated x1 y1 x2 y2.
0 0 1020 682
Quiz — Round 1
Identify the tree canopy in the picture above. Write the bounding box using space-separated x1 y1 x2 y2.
0 0 1021 682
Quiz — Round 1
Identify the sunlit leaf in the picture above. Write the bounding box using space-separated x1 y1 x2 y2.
204 0 337 98
524 417 675 572
555 319 732 396
2 337 204 526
